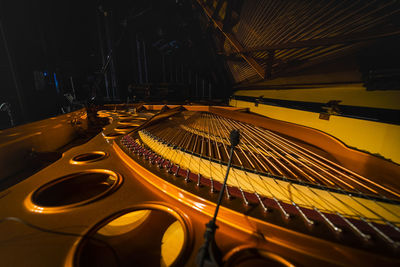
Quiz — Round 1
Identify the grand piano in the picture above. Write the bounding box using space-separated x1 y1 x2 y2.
0 0 400 266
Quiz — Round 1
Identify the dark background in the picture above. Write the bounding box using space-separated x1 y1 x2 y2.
1 0 399 130
0 0 231 128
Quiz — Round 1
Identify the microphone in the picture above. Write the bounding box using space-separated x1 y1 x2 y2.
196 129 240 267
230 129 240 147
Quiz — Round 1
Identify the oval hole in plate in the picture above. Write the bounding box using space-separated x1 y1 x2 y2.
71 151 107 164
104 132 123 139
31 171 121 208
75 206 189 267
225 248 294 267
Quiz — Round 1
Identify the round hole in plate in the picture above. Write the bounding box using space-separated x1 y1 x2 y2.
119 119 133 123
71 151 107 164
74 205 189 267
98 113 112 118
134 117 147 121
104 132 123 139
114 125 137 132
28 170 122 210
118 119 141 125
225 248 294 267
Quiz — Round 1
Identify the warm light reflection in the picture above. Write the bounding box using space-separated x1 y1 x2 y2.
193 202 206 212
30 205 44 213
6 133 20 137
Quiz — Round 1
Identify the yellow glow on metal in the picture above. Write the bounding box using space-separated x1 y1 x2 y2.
161 220 185 267
235 86 400 110
97 210 152 236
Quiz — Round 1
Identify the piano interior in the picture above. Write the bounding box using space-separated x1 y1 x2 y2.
0 0 400 266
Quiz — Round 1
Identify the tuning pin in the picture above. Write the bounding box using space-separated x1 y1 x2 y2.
185 170 190 183
225 185 231 199
240 188 249 206
167 162 174 174
174 165 180 176
210 177 215 193
158 158 165 169
197 173 201 187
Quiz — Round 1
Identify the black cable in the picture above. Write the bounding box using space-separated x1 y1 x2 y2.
0 216 120 267
197 129 240 267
